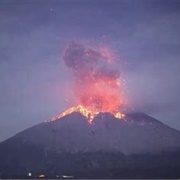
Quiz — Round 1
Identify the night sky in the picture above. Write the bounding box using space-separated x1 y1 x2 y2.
0 0 180 142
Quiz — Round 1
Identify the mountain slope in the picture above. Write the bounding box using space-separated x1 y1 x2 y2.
0 112 180 178
2 112 179 154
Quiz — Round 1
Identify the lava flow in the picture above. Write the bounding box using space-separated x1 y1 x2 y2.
51 43 125 123
51 105 125 123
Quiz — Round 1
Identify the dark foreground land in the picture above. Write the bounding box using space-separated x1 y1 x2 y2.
1 150 180 179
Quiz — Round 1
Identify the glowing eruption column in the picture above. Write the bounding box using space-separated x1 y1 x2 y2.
63 43 123 113
51 43 124 122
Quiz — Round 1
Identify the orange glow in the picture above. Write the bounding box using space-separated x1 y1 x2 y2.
38 174 45 178
51 105 125 124
51 43 125 124
73 46 124 115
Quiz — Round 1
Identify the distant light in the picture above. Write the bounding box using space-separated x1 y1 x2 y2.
62 175 74 178
38 174 45 178
27 172 32 177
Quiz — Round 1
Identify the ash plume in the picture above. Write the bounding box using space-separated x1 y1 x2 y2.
63 43 123 113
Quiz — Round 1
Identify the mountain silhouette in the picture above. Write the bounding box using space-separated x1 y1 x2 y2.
0 112 180 178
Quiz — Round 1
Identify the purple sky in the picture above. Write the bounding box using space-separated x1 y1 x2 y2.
0 0 180 142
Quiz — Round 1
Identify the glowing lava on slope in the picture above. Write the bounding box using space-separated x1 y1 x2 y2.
51 105 125 123
51 43 125 123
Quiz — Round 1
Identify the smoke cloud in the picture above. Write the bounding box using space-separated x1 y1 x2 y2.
63 43 123 113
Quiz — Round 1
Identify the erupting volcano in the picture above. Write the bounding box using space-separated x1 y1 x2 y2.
52 43 124 122
1 43 180 179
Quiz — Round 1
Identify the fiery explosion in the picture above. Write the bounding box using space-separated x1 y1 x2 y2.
51 43 125 123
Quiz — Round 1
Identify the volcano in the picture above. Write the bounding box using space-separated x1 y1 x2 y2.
0 111 180 178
